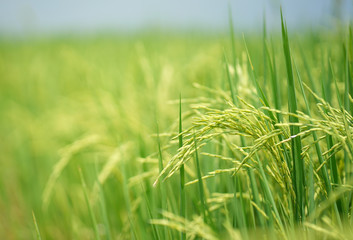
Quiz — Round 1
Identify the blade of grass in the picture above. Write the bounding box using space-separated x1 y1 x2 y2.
156 121 164 174
248 168 265 228
237 175 248 238
308 156 315 217
226 3 240 107
281 9 305 222
342 43 353 158
121 160 137 240
340 43 353 193
179 94 186 240
94 162 112 240
32 211 42 240
224 52 237 105
243 34 271 109
193 135 209 224
156 120 168 239
345 35 353 116
325 60 346 221
264 39 282 121
79 167 101 240
343 30 353 221
330 59 351 223
294 60 331 196
257 155 285 235
140 182 160 240
231 174 249 239
231 175 238 229
322 59 344 224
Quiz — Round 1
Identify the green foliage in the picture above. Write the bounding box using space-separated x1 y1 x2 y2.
1 22 353 240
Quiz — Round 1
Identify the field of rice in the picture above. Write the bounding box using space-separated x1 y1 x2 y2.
0 15 353 239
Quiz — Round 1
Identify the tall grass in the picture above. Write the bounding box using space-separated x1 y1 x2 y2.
0 13 353 240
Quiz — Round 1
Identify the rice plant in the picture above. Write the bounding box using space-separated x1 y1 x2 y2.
0 10 352 240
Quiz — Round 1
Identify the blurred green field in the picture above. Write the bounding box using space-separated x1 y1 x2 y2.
0 34 225 239
0 23 353 239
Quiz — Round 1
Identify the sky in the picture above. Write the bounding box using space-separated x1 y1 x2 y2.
0 0 352 35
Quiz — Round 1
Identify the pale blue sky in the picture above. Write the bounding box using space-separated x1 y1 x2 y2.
0 0 352 35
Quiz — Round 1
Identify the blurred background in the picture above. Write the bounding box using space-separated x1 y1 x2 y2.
0 0 352 239
0 0 352 36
